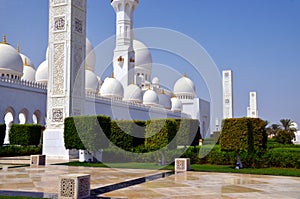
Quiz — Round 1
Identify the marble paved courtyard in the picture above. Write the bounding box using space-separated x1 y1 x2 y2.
0 159 300 198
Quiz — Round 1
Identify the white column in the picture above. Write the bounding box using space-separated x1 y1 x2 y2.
43 0 86 159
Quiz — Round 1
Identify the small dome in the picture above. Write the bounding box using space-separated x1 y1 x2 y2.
85 38 96 71
173 75 195 98
158 92 171 109
143 89 159 106
20 54 34 68
35 60 48 84
100 77 124 99
171 97 182 112
291 122 298 130
0 43 23 77
133 40 152 81
152 77 159 85
124 84 143 103
85 70 99 92
21 66 36 82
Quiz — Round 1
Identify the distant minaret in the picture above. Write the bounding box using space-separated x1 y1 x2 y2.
111 0 138 88
247 91 258 118
222 70 234 119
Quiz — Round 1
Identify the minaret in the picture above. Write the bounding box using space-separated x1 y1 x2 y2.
222 70 234 119
111 0 138 89
43 0 86 159
247 91 258 118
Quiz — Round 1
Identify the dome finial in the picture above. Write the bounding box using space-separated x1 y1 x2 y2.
132 79 134 85
162 89 165 94
24 57 28 66
148 85 151 90
2 34 6 44
111 72 114 78
17 43 20 53
183 73 187 77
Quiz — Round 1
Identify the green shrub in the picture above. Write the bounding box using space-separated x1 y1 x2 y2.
145 119 178 151
64 115 111 150
9 124 42 146
264 148 300 168
0 145 42 157
273 130 295 144
220 118 267 153
175 119 200 147
110 120 146 151
0 124 6 146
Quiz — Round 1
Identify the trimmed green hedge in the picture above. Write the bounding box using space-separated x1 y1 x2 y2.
64 115 111 150
9 124 42 146
220 118 267 153
145 119 178 151
110 120 145 151
0 145 42 157
0 124 6 146
175 119 200 147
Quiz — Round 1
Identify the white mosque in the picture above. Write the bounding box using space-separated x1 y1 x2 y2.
0 0 210 158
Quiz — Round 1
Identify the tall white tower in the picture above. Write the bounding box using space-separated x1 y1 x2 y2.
43 0 86 159
222 70 234 119
111 0 138 88
247 91 258 118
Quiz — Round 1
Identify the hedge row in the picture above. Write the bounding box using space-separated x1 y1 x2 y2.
110 120 145 151
64 115 111 151
220 118 267 153
101 145 300 168
0 145 42 157
64 116 201 152
9 124 42 146
0 124 6 146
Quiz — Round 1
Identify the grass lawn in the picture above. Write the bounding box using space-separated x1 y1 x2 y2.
61 161 300 177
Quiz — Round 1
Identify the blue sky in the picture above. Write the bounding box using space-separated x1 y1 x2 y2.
1 0 300 126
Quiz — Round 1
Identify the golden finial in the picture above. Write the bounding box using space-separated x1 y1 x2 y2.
148 85 151 90
162 89 165 94
16 43 20 53
24 57 29 66
2 34 7 44
111 72 114 78
183 73 187 77
132 79 134 84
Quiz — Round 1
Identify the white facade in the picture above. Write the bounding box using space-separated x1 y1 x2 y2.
247 91 258 118
222 70 233 119
0 0 211 159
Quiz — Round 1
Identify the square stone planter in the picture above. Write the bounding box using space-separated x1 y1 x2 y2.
30 155 46 165
175 158 190 172
58 174 90 199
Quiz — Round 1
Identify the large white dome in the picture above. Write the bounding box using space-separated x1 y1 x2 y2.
133 40 152 81
85 70 99 92
143 89 159 106
173 75 195 98
35 60 48 84
171 97 182 112
20 54 34 68
100 77 124 99
158 92 171 109
0 43 23 77
20 53 36 82
85 38 96 71
124 84 143 103
22 66 36 82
